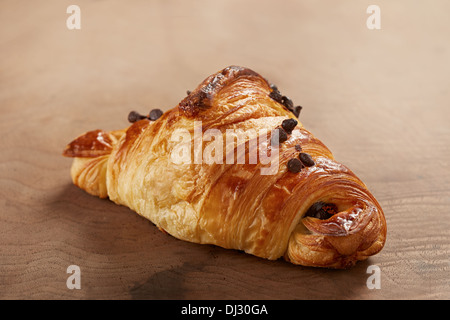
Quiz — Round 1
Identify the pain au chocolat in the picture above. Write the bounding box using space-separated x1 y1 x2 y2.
63 66 386 268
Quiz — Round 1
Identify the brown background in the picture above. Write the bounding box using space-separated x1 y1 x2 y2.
0 0 449 299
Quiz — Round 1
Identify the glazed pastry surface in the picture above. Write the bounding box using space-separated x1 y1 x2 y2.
63 66 386 268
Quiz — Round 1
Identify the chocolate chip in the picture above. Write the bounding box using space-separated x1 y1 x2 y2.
279 129 288 143
269 86 301 118
271 128 288 146
294 144 302 152
304 202 338 220
281 96 294 110
269 89 283 103
186 90 191 95
293 106 302 118
128 111 146 123
287 158 303 173
299 152 315 167
281 118 298 134
149 109 163 121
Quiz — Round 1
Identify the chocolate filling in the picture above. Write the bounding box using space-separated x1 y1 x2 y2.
304 202 338 220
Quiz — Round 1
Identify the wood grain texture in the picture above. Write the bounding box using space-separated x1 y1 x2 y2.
0 0 449 299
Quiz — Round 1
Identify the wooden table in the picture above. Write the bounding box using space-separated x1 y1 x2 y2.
1 0 448 300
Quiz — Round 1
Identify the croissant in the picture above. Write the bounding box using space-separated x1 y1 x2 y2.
62 66 386 268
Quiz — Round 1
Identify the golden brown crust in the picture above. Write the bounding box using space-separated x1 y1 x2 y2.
178 66 267 117
283 158 387 268
62 66 387 268
62 129 114 158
